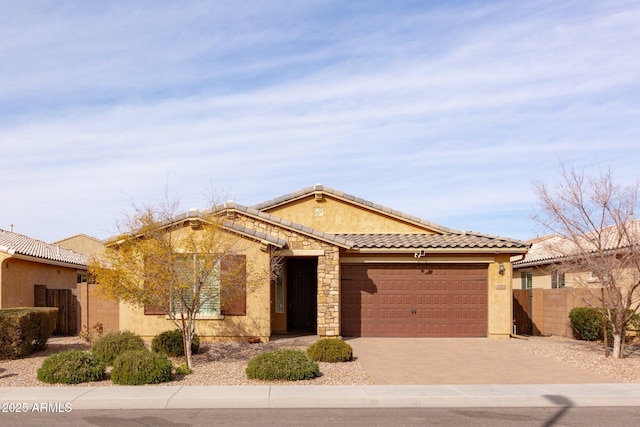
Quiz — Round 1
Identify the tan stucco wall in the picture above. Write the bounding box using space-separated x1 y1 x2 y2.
512 267 553 289
487 254 513 338
117 232 272 342
263 194 435 234
0 255 80 308
55 235 105 258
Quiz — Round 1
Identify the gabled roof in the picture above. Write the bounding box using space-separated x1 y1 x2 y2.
252 184 459 234
207 202 355 249
53 233 104 245
0 229 88 268
339 233 529 253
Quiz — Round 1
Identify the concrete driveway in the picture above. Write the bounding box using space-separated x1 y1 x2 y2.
346 338 620 385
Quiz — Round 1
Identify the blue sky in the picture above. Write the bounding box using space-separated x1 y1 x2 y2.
1 0 639 243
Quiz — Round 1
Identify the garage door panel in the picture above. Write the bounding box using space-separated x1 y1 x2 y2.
341 264 487 337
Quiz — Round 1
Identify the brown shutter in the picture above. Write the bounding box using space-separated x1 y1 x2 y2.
220 254 246 316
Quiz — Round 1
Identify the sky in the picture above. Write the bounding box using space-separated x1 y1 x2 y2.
1 0 639 244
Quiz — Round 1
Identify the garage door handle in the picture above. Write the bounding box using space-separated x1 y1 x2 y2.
411 308 417 315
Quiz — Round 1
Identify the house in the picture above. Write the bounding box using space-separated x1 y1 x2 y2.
510 222 640 337
54 234 105 260
109 184 529 341
0 229 89 335
511 235 570 290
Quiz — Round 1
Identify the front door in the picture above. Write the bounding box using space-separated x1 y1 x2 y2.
286 258 318 333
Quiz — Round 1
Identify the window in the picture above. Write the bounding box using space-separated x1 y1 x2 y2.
551 272 565 289
144 253 246 317
274 263 284 314
171 254 220 316
521 271 532 289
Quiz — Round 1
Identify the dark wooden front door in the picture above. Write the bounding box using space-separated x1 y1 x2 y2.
286 258 318 333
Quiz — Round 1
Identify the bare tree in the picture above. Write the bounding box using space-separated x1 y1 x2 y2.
534 164 640 358
89 195 270 368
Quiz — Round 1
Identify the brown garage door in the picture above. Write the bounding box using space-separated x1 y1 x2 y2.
341 264 487 337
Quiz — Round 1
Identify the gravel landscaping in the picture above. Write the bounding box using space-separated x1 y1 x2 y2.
0 335 373 387
1 334 638 387
506 335 640 383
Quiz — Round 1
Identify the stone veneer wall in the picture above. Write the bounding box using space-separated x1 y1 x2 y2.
234 214 342 337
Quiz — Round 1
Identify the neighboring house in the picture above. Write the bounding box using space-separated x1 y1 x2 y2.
113 184 529 341
511 235 569 290
511 222 640 337
0 229 89 335
54 233 105 260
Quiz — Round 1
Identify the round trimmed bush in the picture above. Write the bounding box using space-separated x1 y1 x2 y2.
307 339 353 363
110 349 173 385
569 307 605 340
151 329 200 357
37 349 105 384
246 348 319 381
92 331 146 365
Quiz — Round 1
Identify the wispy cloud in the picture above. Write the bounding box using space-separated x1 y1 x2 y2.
1 0 639 241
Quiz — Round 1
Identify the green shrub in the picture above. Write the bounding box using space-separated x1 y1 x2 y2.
0 308 58 359
37 349 105 384
151 329 200 357
92 331 146 366
174 363 192 376
246 349 319 381
307 339 353 363
110 349 173 385
569 307 606 341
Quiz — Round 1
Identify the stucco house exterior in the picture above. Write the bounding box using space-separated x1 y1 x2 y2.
114 184 529 341
0 229 89 335
511 235 570 290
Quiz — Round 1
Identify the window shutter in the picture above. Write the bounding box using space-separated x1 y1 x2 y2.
221 254 246 316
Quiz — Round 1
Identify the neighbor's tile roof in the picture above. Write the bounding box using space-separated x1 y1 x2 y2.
513 221 640 268
0 229 88 267
252 184 459 234
338 233 529 251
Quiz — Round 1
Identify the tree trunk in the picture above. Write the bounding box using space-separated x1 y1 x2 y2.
185 334 193 368
612 333 623 359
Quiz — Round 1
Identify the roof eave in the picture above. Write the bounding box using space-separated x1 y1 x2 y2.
354 247 530 254
9 253 88 270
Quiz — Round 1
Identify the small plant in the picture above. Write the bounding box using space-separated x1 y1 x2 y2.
37 349 105 384
307 339 353 363
246 348 319 381
174 363 192 376
110 349 173 385
79 322 105 344
92 330 146 366
569 307 606 341
151 329 200 357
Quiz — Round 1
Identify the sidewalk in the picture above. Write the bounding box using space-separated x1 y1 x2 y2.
2 384 640 410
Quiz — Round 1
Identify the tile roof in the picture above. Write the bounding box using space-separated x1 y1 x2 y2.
338 233 529 251
513 220 640 268
221 220 287 248
251 184 460 234
0 229 88 267
210 203 355 248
